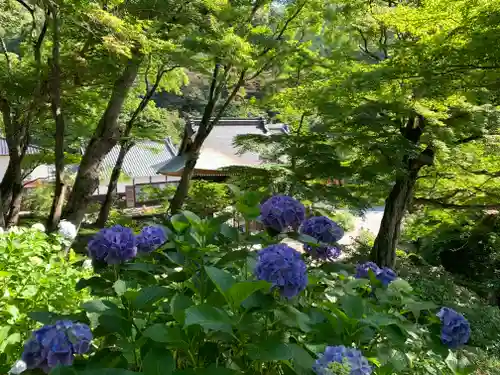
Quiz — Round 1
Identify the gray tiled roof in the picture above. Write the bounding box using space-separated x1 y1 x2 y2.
100 139 177 181
157 118 288 173
0 138 41 155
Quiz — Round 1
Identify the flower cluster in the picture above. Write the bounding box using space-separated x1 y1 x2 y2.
21 320 92 372
136 225 167 253
58 220 77 240
355 261 397 287
436 307 471 348
88 225 167 264
300 216 344 260
313 345 372 375
88 225 137 264
260 195 305 232
255 244 308 298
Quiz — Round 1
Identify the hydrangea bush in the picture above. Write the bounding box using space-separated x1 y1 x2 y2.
13 193 476 375
0 227 91 373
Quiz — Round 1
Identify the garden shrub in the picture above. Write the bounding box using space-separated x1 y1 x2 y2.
11 193 483 374
0 227 91 372
329 210 356 232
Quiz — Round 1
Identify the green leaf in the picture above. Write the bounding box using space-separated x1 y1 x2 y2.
28 311 59 324
142 324 188 348
79 370 141 375
227 280 271 307
81 300 121 316
0 332 20 352
123 263 158 273
389 279 413 294
204 266 236 295
216 250 249 266
170 294 193 324
0 326 10 343
445 352 475 374
76 276 111 291
184 304 233 333
181 210 202 224
219 223 240 240
404 300 438 320
171 214 190 232
132 286 170 310
247 341 292 361
0 271 12 277
340 295 365 319
49 366 78 375
344 278 370 294
289 344 315 374
113 280 127 296
143 348 175 375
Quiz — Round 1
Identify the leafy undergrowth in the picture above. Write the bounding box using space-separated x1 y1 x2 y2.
13 192 484 375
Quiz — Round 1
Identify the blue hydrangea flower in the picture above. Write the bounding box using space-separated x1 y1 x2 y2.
21 320 92 373
355 262 397 287
313 345 372 375
136 225 167 253
355 262 380 279
436 307 470 349
260 195 306 232
301 216 344 243
88 225 137 264
255 244 308 298
300 216 344 259
304 244 342 260
377 267 397 287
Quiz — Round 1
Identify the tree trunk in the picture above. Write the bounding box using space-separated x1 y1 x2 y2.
169 154 199 213
96 142 133 227
47 8 66 232
62 56 141 228
6 184 22 228
370 168 420 267
370 115 433 267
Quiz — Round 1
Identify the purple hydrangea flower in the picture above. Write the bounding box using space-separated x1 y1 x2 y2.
301 216 344 243
21 320 92 373
355 262 397 287
436 307 470 349
377 267 397 287
304 244 342 260
300 216 344 260
355 262 380 279
88 225 137 264
260 195 306 233
313 345 372 375
255 244 308 298
136 225 167 253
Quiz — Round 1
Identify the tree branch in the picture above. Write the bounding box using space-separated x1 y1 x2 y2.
355 27 381 62
0 36 11 70
413 197 500 210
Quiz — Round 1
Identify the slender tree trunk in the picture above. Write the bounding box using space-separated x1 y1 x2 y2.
169 66 246 213
47 8 66 232
169 154 199 213
370 114 433 267
95 64 172 226
370 168 420 267
6 184 22 227
96 142 133 226
62 56 142 228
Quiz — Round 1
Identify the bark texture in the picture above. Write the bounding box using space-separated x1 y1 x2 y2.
62 56 142 227
370 115 434 267
96 65 171 226
47 8 66 232
96 142 132 227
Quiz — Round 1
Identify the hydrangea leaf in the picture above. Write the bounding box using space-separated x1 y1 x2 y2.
132 286 170 310
142 324 189 349
143 348 175 375
205 266 236 295
184 304 233 333
226 280 271 308
170 294 194 324
246 341 292 361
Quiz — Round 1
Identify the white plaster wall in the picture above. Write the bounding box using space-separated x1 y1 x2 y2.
0 156 52 182
0 156 9 179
